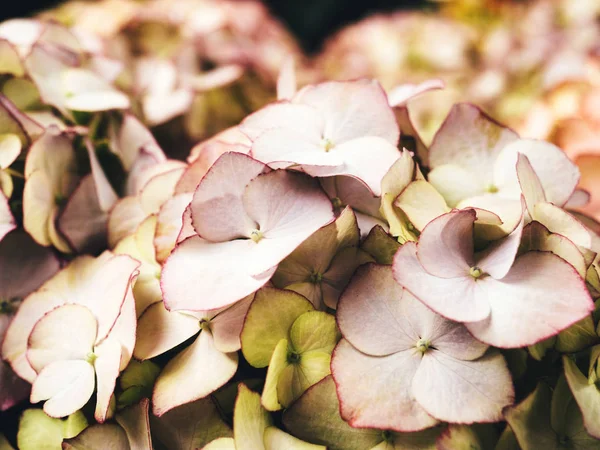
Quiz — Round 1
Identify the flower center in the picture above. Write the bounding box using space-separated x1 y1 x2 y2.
486 184 499 194
199 319 211 332
85 352 97 366
321 138 334 152
331 197 343 209
250 229 263 243
416 338 430 354
469 266 484 279
287 351 301 364
309 271 323 284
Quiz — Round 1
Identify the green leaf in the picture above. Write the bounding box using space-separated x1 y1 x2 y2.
262 339 290 411
203 437 236 449
391 427 441 449
241 287 313 368
502 348 528 380
556 316 599 353
17 410 87 450
290 311 340 354
234 383 272 450
563 356 600 439
361 225 401 265
283 376 383 450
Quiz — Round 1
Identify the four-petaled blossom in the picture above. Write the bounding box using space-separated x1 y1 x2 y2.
240 79 400 196
392 209 594 348
332 264 514 431
161 151 335 312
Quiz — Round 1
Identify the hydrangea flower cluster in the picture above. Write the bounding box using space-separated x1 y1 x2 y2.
0 1 600 450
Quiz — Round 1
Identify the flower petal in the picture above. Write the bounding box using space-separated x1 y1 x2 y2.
429 104 519 192
27 304 97 373
211 294 253 353
0 192 15 242
466 252 594 348
331 339 437 432
191 152 265 242
31 360 95 418
161 236 277 312
393 242 490 323
337 264 418 356
412 350 514 423
416 210 476 278
152 331 238 416
94 337 122 423
134 302 199 360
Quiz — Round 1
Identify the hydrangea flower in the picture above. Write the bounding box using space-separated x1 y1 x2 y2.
161 151 334 311
392 209 594 347
332 264 514 431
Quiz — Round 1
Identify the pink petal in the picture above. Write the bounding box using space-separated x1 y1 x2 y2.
516 153 546 215
243 170 334 240
191 152 265 242
107 197 147 248
116 114 165 171
416 210 476 278
152 331 238 416
0 230 59 300
106 286 137 371
58 175 110 254
27 304 97 373
429 104 519 190
2 290 63 382
154 193 193 264
387 79 445 108
134 302 199 360
94 337 122 423
30 359 95 418
76 254 140 342
494 139 580 207
412 350 514 423
320 136 400 196
293 80 399 146
475 205 524 280
393 242 490 323
211 294 254 353
425 319 488 362
331 339 437 432
466 252 594 347
240 102 324 141
162 236 277 312
337 264 418 356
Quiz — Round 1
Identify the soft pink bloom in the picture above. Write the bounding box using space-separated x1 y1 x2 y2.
392 209 594 348
332 264 514 431
161 152 334 312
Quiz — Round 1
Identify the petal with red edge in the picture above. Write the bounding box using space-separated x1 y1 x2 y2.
337 264 417 356
392 242 489 323
31 360 95 418
191 152 264 242
331 339 437 432
416 210 476 278
412 350 513 423
27 304 97 373
134 302 199 360
94 337 122 422
466 252 594 348
152 331 238 416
